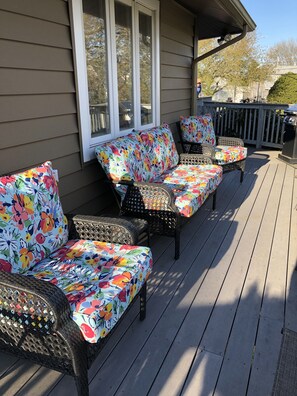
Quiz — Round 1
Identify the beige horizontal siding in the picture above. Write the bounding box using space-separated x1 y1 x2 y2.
161 37 193 58
0 0 115 215
0 40 73 71
0 10 72 48
0 0 70 25
61 181 111 214
161 65 191 79
161 52 192 68
160 0 194 128
0 69 75 95
0 94 77 123
0 115 78 149
161 89 192 102
1 135 80 175
161 23 193 46
162 78 192 90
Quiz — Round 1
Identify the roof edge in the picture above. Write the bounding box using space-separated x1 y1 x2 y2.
221 0 256 31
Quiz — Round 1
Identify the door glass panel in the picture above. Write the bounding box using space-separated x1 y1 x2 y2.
115 1 134 130
139 12 152 125
83 0 110 137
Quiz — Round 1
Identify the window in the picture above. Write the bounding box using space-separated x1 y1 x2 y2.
71 0 160 162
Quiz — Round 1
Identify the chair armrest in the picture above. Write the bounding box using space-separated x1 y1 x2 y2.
121 181 178 214
200 143 216 158
179 153 214 165
0 271 71 333
67 214 139 245
216 136 244 147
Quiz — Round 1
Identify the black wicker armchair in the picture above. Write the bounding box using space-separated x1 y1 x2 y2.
0 161 152 396
177 116 247 183
0 215 149 396
120 153 219 260
95 125 223 260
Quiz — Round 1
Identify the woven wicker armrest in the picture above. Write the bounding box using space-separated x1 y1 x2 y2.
0 271 71 332
200 143 216 158
67 214 139 245
216 136 244 146
179 153 214 165
122 181 178 213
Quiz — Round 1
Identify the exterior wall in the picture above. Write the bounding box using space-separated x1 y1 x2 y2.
0 0 113 215
0 0 195 215
160 0 195 136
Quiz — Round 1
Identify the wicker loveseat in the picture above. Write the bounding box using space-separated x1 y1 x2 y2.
95 123 223 259
177 114 247 182
0 161 153 396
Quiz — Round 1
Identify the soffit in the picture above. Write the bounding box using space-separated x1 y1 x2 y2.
175 0 256 39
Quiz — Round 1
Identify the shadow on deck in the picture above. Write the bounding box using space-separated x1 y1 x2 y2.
0 149 296 396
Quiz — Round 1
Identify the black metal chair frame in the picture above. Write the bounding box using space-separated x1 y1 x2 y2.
176 121 246 183
0 215 148 396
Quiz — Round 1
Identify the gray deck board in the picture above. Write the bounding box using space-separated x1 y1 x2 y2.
0 150 296 396
214 163 286 395
284 168 297 332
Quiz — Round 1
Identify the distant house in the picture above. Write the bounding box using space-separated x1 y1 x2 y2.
0 0 255 214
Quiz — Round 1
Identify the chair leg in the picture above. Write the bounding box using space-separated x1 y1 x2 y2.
212 191 217 211
240 169 244 183
74 361 89 396
140 282 147 321
174 229 180 260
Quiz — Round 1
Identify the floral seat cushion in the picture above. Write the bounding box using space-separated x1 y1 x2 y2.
179 114 216 146
215 146 247 165
25 239 153 343
154 164 223 217
0 162 68 274
139 123 179 179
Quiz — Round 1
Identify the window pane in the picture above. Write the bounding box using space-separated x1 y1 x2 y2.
139 12 152 125
83 0 110 137
115 1 134 130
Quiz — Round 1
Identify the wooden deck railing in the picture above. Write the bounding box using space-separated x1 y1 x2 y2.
198 101 288 148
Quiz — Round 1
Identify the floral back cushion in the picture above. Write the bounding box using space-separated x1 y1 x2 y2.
138 123 179 180
95 133 152 183
0 161 68 274
180 114 216 146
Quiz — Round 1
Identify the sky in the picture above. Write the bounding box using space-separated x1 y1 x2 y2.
241 0 297 50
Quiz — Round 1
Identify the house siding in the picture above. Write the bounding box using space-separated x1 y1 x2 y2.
1 0 195 215
160 0 195 132
0 0 112 215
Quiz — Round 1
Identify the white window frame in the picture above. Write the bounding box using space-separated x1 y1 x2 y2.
70 0 160 162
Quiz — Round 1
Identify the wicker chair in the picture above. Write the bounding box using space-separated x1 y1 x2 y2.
95 124 223 260
0 163 152 396
177 114 247 183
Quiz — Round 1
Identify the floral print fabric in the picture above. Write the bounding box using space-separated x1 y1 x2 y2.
0 162 68 274
180 115 216 146
95 133 153 201
155 164 223 217
95 124 223 217
25 240 153 343
139 123 179 179
215 146 247 165
95 133 151 183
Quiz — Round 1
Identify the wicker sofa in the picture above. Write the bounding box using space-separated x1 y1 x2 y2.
95 123 223 259
177 114 247 182
0 161 153 396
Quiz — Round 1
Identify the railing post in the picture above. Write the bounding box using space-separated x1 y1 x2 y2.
256 105 265 148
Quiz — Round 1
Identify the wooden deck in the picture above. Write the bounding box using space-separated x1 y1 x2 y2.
1 149 297 396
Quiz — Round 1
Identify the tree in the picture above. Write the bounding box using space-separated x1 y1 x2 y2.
267 39 297 66
267 72 297 104
197 32 273 98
